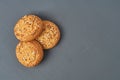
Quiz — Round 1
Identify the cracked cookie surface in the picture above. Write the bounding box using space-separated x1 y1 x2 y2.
16 40 44 67
14 15 43 41
36 20 60 49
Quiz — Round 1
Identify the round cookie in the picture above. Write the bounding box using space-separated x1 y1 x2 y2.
36 20 60 49
14 15 43 41
16 40 44 67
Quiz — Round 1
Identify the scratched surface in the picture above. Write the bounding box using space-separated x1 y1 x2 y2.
0 0 120 80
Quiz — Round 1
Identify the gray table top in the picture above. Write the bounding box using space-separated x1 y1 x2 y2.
0 0 120 80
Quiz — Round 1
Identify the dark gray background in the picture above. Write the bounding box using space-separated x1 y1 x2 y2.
0 0 120 80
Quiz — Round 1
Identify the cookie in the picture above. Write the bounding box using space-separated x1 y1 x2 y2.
14 15 43 41
36 20 60 49
16 40 44 67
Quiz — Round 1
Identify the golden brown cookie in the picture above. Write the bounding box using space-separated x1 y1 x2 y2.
14 15 43 41
36 20 60 49
16 40 44 67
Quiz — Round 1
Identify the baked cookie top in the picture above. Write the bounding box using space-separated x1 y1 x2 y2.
36 20 60 49
16 40 44 67
14 15 43 41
